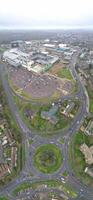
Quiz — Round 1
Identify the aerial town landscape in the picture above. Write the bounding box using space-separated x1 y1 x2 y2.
1 0 93 199
0 29 93 200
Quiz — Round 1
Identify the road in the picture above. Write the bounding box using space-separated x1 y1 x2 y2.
0 53 92 200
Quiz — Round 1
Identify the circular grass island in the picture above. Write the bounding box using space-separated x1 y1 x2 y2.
33 144 62 173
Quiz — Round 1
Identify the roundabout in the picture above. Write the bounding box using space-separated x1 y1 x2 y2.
33 144 62 173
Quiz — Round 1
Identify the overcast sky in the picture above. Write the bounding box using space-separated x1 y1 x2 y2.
0 0 93 29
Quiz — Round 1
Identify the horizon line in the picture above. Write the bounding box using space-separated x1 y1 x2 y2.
0 25 93 31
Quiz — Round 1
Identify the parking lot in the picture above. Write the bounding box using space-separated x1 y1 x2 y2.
9 67 73 99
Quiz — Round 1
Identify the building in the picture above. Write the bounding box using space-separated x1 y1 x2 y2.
22 60 34 71
62 102 75 116
58 43 70 51
64 56 71 61
0 164 11 179
3 50 21 67
0 141 4 163
3 49 59 73
11 147 17 169
3 48 30 67
85 167 93 178
41 105 58 125
80 52 86 59
59 43 67 48
11 40 23 48
43 44 55 48
85 120 93 136
31 52 59 65
80 143 93 165
64 51 73 56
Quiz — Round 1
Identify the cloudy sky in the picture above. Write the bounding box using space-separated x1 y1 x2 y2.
0 0 93 29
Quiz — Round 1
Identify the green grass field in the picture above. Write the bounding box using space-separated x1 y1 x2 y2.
57 67 73 80
33 144 62 173
13 96 70 136
0 197 8 200
31 108 70 133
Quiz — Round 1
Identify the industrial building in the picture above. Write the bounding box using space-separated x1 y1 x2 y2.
58 43 70 51
43 43 56 48
31 52 59 65
11 40 23 48
3 48 29 67
3 49 59 73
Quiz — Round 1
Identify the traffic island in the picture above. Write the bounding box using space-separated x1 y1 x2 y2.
33 144 62 173
13 179 77 199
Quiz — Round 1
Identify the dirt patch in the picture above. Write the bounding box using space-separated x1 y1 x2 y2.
9 67 73 99
48 61 65 75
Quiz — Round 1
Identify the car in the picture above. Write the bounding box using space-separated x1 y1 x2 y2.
80 188 84 192
61 177 65 181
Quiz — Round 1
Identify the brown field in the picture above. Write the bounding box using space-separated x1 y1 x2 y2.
48 61 65 75
9 66 73 101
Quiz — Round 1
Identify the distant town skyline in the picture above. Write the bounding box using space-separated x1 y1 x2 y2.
0 0 93 30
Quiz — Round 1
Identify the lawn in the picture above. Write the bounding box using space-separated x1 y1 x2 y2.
31 108 69 134
29 139 33 144
13 96 70 136
69 131 93 186
86 85 93 113
57 67 73 80
33 144 62 173
90 99 93 113
0 197 8 200
62 170 68 177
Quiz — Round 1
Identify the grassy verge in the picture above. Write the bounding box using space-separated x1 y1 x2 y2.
29 139 33 144
86 85 93 113
0 197 8 200
17 144 25 172
62 171 68 177
59 138 65 144
13 179 77 198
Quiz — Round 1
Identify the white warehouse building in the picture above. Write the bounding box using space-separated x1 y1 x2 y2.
3 49 30 67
